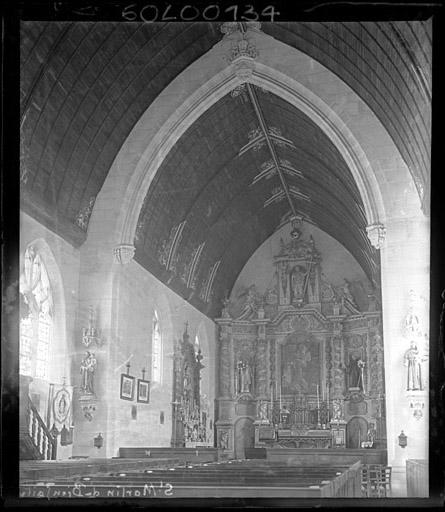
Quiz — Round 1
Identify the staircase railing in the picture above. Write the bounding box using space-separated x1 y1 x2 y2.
25 396 57 460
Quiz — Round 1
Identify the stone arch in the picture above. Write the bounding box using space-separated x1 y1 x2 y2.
86 27 420 256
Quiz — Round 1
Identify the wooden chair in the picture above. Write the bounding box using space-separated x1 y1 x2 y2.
361 464 390 497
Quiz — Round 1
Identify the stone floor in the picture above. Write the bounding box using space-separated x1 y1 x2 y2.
388 466 407 497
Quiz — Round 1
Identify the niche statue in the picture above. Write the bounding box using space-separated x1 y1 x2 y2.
236 360 252 394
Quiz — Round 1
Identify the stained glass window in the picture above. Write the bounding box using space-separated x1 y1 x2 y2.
19 246 53 381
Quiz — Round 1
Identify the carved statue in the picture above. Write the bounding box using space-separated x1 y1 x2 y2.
80 351 97 395
332 399 343 422
342 279 356 305
291 265 306 301
221 297 231 318
348 355 365 391
237 360 252 393
238 285 258 319
280 405 291 426
219 431 229 450
405 305 421 339
280 263 288 297
404 341 424 391
257 400 269 421
367 423 377 444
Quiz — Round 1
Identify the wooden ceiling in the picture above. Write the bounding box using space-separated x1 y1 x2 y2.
20 21 430 317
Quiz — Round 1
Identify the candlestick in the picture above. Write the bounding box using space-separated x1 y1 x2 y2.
317 384 320 409
326 384 329 422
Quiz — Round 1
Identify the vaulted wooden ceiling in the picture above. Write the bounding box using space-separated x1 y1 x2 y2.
20 21 431 318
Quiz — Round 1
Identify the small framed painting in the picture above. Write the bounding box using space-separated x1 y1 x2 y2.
120 374 135 401
137 379 150 404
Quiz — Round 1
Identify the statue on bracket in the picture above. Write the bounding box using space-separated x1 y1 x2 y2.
80 351 97 395
404 340 426 391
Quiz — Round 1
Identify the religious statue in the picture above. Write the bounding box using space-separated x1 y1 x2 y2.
342 279 356 305
80 351 97 395
236 361 252 393
280 405 291 426
332 399 343 422
219 431 229 450
291 265 306 302
348 355 365 391
238 285 258 319
404 341 424 391
257 400 269 422
367 423 377 445
405 305 421 339
221 296 231 318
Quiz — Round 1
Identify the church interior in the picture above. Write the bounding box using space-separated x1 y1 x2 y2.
16 19 431 499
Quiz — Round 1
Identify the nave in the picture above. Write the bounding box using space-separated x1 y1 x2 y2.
15 15 432 502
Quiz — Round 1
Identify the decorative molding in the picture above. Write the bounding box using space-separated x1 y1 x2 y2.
78 395 98 422
76 196 96 231
158 221 186 272
407 393 426 420
252 159 304 186
82 306 102 347
114 244 135 264
231 83 247 98
200 260 221 303
220 22 261 36
240 127 296 158
187 242 206 289
20 166 29 186
366 223 386 249
230 37 258 63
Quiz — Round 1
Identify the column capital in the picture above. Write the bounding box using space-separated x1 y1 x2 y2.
114 244 135 264
366 223 386 249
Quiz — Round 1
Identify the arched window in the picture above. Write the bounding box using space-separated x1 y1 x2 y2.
151 310 162 384
19 246 53 380
194 334 200 352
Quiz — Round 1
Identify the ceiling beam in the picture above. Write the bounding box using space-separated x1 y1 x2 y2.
245 83 299 219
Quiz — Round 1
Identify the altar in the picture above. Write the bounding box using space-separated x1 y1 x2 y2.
215 221 386 459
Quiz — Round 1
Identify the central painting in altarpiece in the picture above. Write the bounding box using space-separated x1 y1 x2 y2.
281 336 321 396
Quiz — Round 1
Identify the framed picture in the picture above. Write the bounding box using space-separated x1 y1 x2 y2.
120 373 135 401
137 379 150 404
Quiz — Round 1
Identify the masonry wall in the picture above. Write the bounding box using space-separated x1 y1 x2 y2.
20 212 80 460
104 261 217 454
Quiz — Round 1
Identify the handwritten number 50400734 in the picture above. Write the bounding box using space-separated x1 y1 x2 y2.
122 4 280 22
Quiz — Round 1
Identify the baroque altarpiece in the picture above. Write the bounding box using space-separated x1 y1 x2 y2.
215 228 386 456
171 325 213 447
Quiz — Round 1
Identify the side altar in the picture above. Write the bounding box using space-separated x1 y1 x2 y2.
215 222 386 458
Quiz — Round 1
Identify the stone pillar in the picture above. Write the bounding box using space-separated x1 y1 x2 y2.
72 240 134 458
377 215 429 468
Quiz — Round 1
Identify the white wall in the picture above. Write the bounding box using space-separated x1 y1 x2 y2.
20 211 80 459
105 261 216 454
